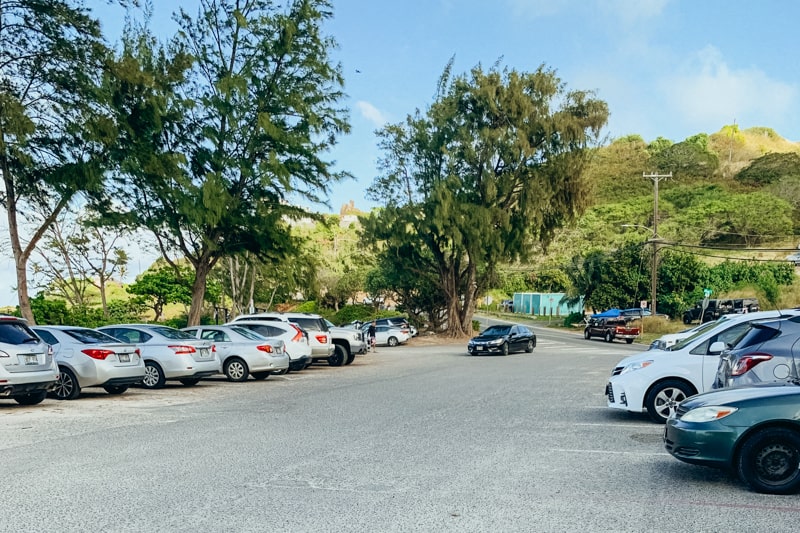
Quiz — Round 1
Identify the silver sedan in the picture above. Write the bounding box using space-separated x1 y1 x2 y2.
182 325 290 381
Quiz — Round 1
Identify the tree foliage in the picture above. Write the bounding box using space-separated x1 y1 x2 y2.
364 61 608 336
0 0 112 322
735 152 800 186
126 261 194 321
100 0 349 325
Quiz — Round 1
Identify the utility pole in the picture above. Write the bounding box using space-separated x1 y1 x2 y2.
643 172 672 315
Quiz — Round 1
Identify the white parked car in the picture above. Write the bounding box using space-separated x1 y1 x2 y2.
97 324 219 389
181 325 289 381
228 320 312 372
605 309 800 423
362 323 411 347
32 325 144 400
0 315 58 405
232 312 334 365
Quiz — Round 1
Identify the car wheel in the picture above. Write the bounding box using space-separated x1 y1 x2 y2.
345 349 356 365
103 385 129 395
625 338 634 344
683 314 692 325
224 357 249 382
584 329 590 340
387 336 398 347
328 345 346 366
604 331 613 343
179 378 201 386
501 342 509 356
645 380 695 424
525 340 534 353
142 361 166 389
52 367 80 400
737 428 800 494
14 390 47 405
251 371 271 380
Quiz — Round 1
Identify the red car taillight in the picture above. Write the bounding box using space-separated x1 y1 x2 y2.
256 344 274 353
315 334 328 344
290 325 304 343
81 348 115 360
731 353 774 376
168 345 197 355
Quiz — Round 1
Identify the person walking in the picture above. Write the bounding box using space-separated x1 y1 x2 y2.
367 320 377 352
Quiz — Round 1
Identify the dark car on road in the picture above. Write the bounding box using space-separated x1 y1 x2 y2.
467 324 536 356
665 382 800 494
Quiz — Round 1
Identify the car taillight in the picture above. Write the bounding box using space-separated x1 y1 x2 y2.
256 344 274 353
731 353 774 376
168 345 197 355
135 348 141 357
315 334 328 344
81 348 115 360
290 324 304 343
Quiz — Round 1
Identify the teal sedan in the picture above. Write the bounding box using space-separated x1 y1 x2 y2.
664 382 800 494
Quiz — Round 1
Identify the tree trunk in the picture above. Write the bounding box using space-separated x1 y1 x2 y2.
188 261 212 326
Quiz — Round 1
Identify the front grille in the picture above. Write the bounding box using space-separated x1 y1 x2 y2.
611 366 624 376
605 382 614 403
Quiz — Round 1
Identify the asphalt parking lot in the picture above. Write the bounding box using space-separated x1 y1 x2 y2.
3 329 799 532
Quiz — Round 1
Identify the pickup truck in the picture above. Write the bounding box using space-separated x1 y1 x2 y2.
584 317 640 344
682 298 760 324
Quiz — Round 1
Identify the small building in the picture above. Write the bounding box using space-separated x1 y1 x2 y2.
512 292 583 317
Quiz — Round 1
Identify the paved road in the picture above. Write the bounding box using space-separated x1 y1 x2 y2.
2 323 798 532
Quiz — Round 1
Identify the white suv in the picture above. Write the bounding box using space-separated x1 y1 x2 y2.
0 315 58 405
232 312 334 365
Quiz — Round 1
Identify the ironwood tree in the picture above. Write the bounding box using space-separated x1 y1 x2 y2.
363 61 609 336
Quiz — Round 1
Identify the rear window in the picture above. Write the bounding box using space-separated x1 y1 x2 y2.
291 318 328 332
231 326 265 340
64 328 123 344
149 326 196 340
734 325 780 350
0 321 39 345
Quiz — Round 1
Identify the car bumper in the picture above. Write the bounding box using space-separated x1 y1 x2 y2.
467 344 505 354
0 379 58 397
86 362 145 388
163 357 220 380
248 354 290 372
605 376 646 414
664 417 744 468
289 355 311 371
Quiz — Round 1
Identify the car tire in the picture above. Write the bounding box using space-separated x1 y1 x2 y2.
142 361 166 389
387 336 398 347
604 331 613 343
737 428 800 494
625 338 634 344
103 385 129 395
14 391 47 405
683 314 692 325
584 329 590 340
179 378 202 386
501 342 509 356
224 357 249 382
52 367 81 400
525 340 534 353
251 371 271 380
328 345 346 366
645 380 695 424
345 349 356 365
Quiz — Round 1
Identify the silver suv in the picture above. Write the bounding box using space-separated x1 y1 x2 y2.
232 312 334 365
0 315 58 405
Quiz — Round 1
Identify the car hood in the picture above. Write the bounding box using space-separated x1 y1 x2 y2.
471 334 506 342
614 350 667 366
682 382 800 409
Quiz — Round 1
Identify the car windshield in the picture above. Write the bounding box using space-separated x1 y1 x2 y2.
669 316 734 351
482 325 511 335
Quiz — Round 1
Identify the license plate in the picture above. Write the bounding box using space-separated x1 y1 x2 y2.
199 348 209 358
23 355 38 365
119 353 130 363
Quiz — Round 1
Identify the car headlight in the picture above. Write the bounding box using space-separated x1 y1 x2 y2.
619 360 653 374
489 338 504 345
680 406 738 423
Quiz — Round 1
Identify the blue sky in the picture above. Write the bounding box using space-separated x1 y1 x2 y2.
4 0 800 306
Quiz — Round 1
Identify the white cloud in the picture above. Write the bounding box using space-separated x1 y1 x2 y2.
355 100 389 127
662 45 797 132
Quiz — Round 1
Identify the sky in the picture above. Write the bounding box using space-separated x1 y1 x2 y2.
4 0 800 306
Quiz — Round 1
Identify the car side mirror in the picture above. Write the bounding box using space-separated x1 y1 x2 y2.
709 341 726 355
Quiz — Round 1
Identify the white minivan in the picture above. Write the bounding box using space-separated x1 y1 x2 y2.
605 309 800 423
